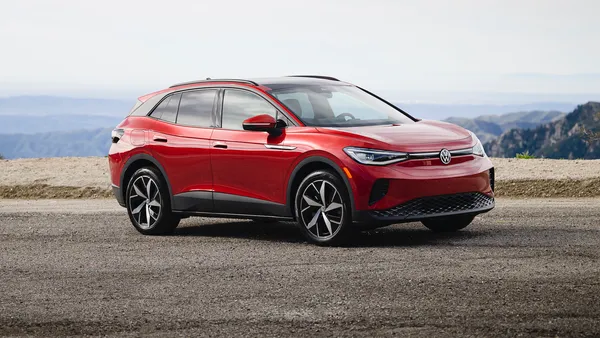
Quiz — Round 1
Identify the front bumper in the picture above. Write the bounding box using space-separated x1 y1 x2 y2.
354 191 494 224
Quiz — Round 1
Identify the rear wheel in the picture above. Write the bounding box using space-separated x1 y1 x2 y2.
295 170 352 245
421 215 474 232
126 167 180 235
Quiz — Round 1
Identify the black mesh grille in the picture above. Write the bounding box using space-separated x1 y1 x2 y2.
369 179 389 205
370 192 494 219
489 168 495 192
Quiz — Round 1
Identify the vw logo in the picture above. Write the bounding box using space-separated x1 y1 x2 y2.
440 148 451 165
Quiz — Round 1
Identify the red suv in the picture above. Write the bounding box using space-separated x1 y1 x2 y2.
109 76 494 245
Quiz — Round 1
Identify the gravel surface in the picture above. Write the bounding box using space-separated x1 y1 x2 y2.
0 198 599 337
2 157 600 190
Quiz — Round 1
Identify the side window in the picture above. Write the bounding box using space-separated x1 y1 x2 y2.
149 93 180 123
222 90 277 130
177 90 217 127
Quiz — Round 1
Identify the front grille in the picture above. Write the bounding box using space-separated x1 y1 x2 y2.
489 168 495 191
370 192 494 219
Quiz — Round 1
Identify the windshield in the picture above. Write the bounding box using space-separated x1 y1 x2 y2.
270 85 414 127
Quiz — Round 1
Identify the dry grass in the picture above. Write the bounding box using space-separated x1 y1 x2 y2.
0 185 112 199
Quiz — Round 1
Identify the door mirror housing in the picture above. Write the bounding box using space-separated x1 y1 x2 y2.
242 114 277 132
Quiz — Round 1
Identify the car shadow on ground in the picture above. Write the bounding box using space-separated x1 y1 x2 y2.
173 219 480 247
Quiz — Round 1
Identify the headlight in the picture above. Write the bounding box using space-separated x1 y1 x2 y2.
468 131 486 157
343 147 408 165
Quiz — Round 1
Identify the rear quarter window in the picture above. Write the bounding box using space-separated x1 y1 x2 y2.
128 100 143 115
149 93 181 123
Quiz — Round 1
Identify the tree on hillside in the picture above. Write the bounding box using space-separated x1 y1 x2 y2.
582 111 600 142
0 153 4 160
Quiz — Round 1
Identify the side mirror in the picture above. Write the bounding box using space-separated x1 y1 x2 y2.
242 114 277 132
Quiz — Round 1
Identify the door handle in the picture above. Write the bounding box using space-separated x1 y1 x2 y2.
213 143 228 149
153 136 168 143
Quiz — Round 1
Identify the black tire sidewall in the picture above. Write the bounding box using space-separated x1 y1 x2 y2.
294 170 352 245
126 167 178 235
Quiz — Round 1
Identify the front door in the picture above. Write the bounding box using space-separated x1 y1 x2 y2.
210 88 295 217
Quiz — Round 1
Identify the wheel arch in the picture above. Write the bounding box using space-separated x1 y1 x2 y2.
120 154 173 206
286 156 355 218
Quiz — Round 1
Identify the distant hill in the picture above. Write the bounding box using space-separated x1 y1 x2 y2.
0 128 111 159
485 102 600 159
445 110 566 143
0 95 132 116
396 102 576 120
0 114 122 134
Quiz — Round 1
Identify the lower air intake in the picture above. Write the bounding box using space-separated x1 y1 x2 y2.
370 192 494 219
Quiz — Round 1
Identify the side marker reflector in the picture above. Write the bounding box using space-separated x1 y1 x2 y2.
342 167 352 179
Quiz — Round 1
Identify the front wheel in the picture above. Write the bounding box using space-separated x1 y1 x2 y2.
421 215 475 232
295 170 352 245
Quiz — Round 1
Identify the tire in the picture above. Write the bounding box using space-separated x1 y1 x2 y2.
421 215 475 233
294 170 352 245
125 167 180 235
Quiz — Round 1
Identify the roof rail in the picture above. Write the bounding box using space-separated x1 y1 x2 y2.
169 78 258 88
287 75 340 81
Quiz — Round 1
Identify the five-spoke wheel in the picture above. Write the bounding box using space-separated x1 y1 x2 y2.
129 175 162 229
126 167 180 235
295 170 351 245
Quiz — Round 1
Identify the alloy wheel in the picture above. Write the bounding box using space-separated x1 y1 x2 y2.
299 180 344 240
128 175 162 229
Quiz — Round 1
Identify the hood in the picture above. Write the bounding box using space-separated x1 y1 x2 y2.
317 120 474 152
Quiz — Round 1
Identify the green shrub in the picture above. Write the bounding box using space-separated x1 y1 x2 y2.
516 151 535 159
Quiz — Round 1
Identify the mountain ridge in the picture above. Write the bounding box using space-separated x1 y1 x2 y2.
485 102 600 159
444 110 566 143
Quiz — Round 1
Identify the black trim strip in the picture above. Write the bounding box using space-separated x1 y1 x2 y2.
170 79 259 88
287 75 340 81
172 210 293 221
112 185 125 207
172 191 213 212
356 86 418 122
213 192 290 217
172 191 291 218
286 156 355 218
119 154 173 206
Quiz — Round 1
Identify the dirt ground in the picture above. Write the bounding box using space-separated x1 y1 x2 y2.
1 157 599 198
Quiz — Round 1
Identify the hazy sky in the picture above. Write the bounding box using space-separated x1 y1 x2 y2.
1 0 600 100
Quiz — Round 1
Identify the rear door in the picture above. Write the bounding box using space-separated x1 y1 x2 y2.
146 89 218 212
210 88 296 217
